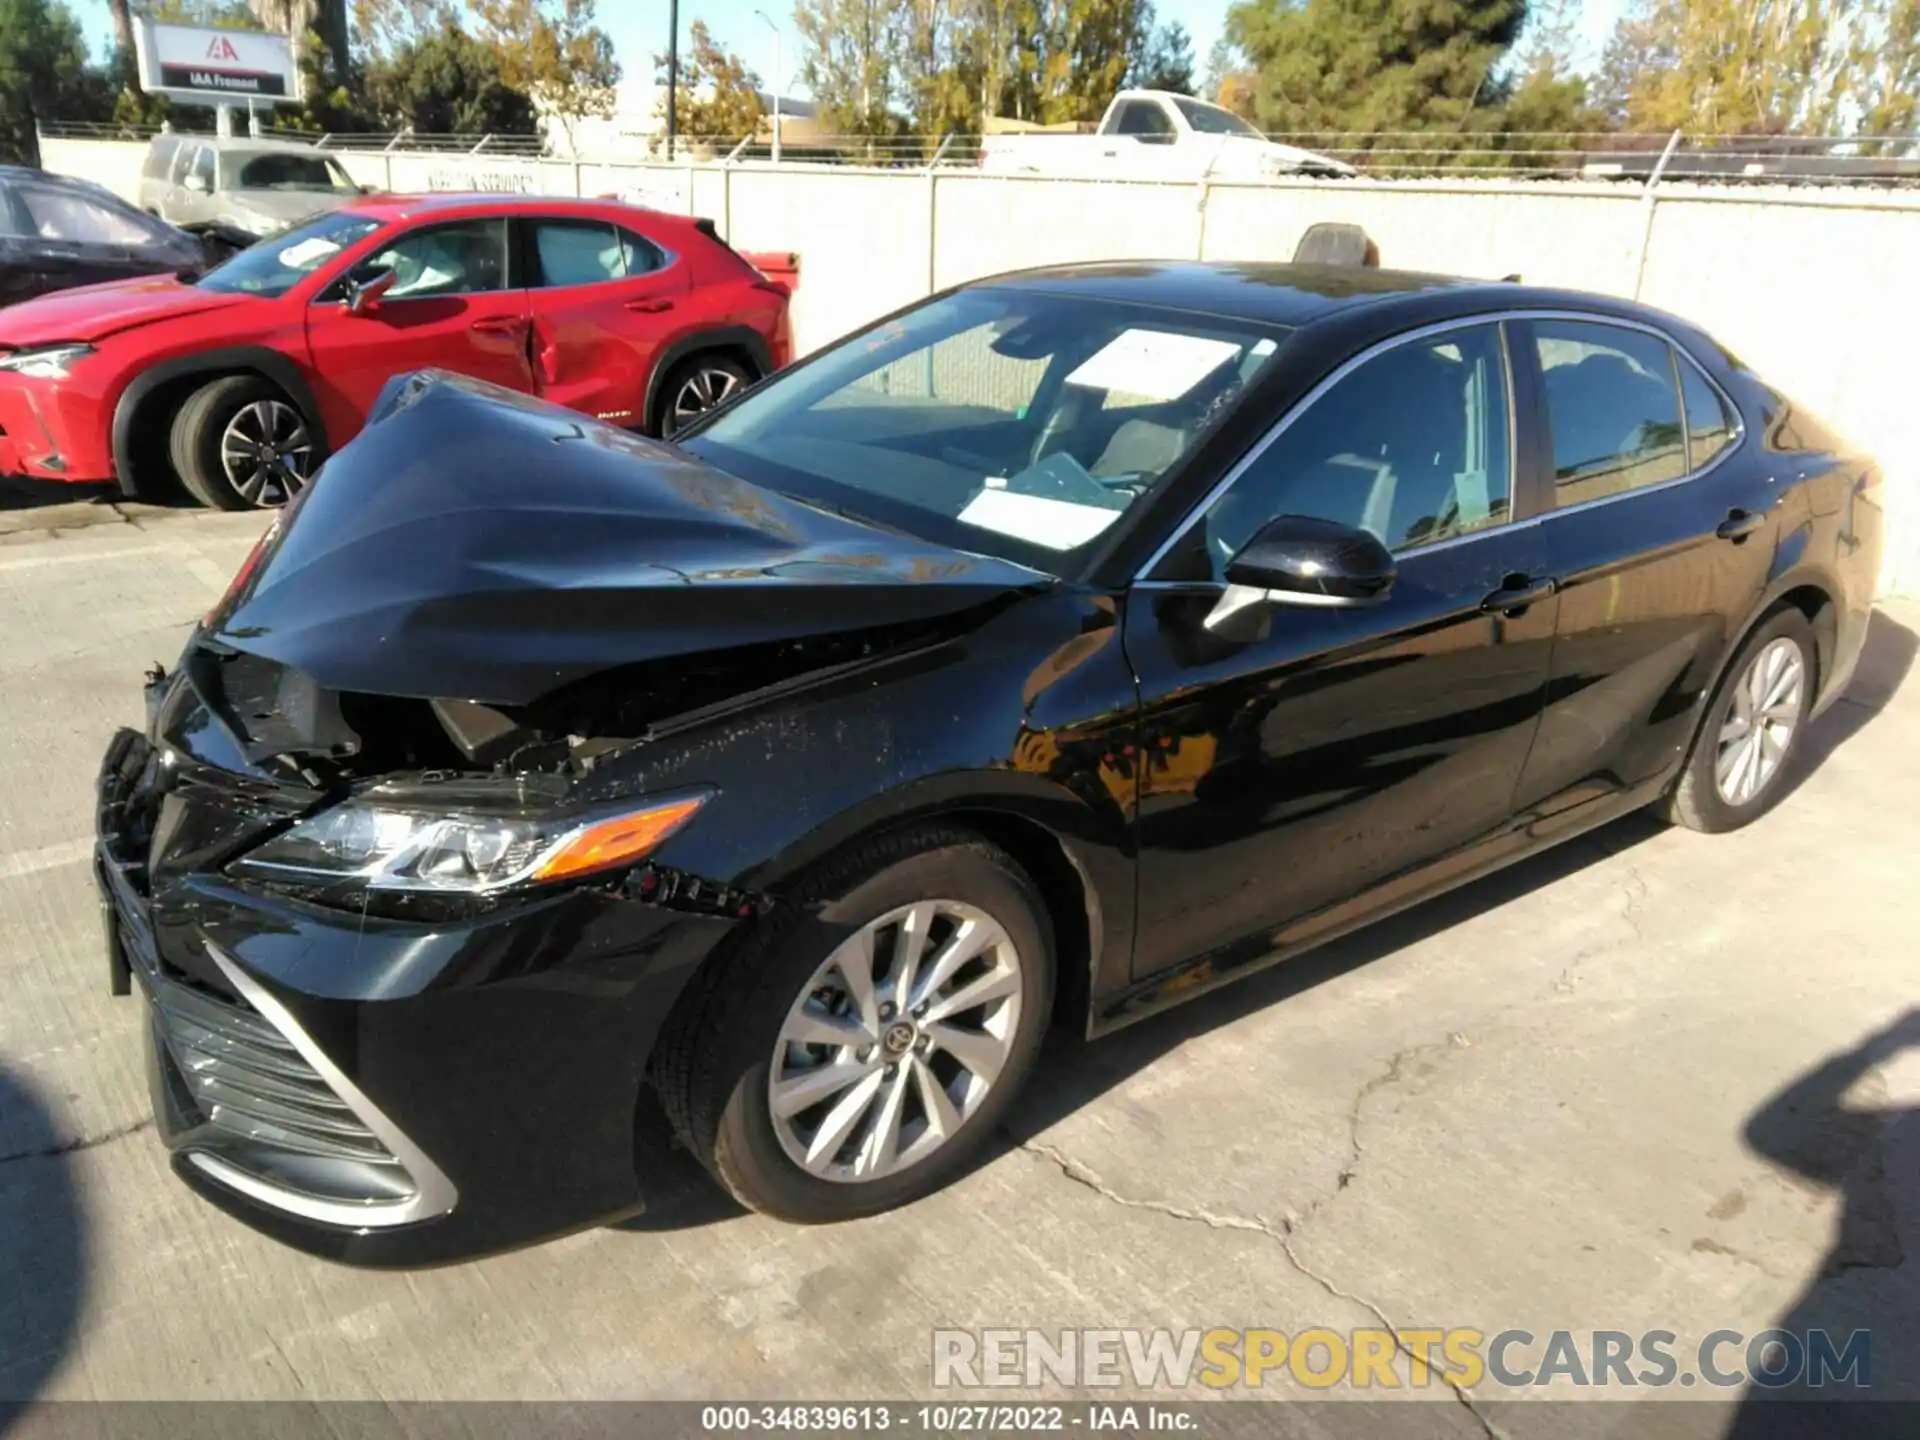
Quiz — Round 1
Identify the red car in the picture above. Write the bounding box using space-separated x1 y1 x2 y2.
0 194 792 508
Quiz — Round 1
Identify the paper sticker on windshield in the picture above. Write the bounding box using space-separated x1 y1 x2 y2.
278 237 342 269
958 488 1122 550
1066 329 1243 401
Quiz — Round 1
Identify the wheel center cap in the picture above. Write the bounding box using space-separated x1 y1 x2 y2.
882 1021 916 1057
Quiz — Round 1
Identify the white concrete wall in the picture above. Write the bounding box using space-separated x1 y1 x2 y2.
32 133 1920 592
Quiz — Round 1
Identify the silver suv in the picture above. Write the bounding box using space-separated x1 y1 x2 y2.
138 135 365 238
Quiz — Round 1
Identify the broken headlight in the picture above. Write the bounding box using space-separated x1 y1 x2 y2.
230 790 709 895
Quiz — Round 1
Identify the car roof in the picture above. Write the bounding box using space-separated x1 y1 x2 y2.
333 192 677 225
969 259 1693 338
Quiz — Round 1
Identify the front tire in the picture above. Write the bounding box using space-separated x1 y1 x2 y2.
168 376 317 510
654 826 1054 1222
1665 608 1815 832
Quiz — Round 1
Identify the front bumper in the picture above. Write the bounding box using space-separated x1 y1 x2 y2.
0 374 111 482
95 727 741 1266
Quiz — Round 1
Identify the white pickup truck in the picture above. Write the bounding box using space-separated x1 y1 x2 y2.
980 90 1355 181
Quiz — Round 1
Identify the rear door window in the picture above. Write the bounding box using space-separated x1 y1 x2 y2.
1534 320 1687 505
529 219 624 286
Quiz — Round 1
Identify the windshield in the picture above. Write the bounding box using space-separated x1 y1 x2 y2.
194 210 383 297
1174 98 1263 138
681 289 1287 576
232 153 360 194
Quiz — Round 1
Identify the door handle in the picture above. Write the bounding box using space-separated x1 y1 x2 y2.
469 317 525 336
1480 576 1558 616
625 298 675 313
1716 508 1765 541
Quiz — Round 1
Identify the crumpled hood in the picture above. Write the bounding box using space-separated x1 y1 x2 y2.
212 371 1052 706
0 272 253 345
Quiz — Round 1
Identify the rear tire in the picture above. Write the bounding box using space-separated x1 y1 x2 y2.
653 825 1054 1222
168 376 317 510
1664 608 1815 833
651 353 753 438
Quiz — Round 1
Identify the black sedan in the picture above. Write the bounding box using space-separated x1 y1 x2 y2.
94 262 1881 1264
0 166 213 307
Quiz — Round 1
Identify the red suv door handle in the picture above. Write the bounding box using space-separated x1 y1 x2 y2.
625 298 675 314
469 317 525 336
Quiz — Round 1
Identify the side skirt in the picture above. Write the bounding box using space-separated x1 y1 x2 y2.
1089 776 1671 1039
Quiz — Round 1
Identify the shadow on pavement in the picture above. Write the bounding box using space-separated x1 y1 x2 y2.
0 1063 87 1404
0 476 120 512
1726 1009 1919 1436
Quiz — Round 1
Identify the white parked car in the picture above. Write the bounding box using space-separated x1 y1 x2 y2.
980 91 1355 181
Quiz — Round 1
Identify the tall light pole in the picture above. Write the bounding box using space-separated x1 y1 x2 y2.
665 0 680 160
754 9 781 165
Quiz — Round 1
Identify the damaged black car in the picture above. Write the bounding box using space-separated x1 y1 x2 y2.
96 262 1880 1264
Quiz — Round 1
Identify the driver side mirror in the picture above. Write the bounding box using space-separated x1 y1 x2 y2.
1206 515 1396 634
184 173 209 194
342 265 397 315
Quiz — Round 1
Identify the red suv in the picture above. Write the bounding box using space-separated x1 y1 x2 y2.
0 194 792 508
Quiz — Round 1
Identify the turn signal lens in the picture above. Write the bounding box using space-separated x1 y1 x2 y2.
532 795 709 883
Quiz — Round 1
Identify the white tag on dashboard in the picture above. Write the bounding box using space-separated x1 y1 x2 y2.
957 488 1123 550
1065 329 1243 402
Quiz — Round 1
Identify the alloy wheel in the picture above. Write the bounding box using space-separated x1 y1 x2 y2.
670 366 743 431
1715 636 1805 807
220 399 314 506
768 900 1023 1183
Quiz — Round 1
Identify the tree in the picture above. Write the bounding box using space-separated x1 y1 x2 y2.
353 0 458 61
793 0 1156 141
1857 0 1920 142
1035 0 1148 123
1226 0 1527 137
0 0 108 165
1129 5 1195 94
248 2 351 88
366 19 537 134
1594 0 1866 135
472 0 620 154
1498 0 1593 154
654 21 762 141
792 0 911 137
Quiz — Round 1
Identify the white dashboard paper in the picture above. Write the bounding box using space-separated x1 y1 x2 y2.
957 488 1123 550
1065 329 1243 401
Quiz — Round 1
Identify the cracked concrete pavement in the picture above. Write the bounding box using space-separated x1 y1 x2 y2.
1 493 1916 1428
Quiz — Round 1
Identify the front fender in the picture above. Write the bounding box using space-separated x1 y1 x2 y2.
589 590 1141 1020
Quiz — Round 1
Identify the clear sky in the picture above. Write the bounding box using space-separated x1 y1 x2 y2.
66 0 1632 106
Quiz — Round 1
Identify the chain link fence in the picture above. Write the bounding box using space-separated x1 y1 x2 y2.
34 120 1920 186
